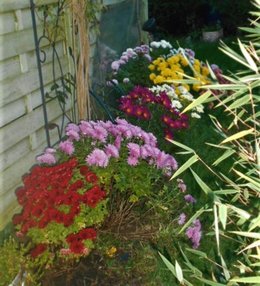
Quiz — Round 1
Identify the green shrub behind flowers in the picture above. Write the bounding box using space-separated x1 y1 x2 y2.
12 118 179 267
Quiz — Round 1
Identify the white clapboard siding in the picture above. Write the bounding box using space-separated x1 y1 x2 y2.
0 56 68 108
0 12 15 35
0 56 21 81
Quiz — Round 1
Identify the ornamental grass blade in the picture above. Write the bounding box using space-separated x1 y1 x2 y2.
181 90 212 114
213 149 236 166
220 128 255 144
238 38 258 73
170 155 198 180
230 277 260 284
220 255 231 281
190 169 212 194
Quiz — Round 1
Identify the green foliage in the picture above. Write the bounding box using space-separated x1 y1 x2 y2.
0 237 43 286
159 1 260 284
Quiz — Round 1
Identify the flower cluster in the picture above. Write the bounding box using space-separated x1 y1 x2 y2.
35 118 178 210
119 86 190 140
148 52 211 92
13 157 107 258
176 179 202 249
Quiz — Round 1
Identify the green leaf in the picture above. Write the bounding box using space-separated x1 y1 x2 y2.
233 169 260 190
213 149 236 166
170 155 199 180
238 38 258 73
181 90 212 114
190 169 212 194
228 94 250 110
175 260 184 283
228 205 251 220
218 204 228 230
230 276 260 284
158 252 193 286
220 128 255 144
186 248 208 258
167 139 195 153
230 231 260 239
195 277 227 286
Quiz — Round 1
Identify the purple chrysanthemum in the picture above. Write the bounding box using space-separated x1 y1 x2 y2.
185 219 202 249
177 178 187 193
59 140 75 156
127 143 141 158
86 149 109 167
178 213 186 225
105 144 119 158
184 194 196 204
37 153 56 165
127 156 139 166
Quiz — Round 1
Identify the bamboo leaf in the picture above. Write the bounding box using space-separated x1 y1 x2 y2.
186 248 208 258
230 231 260 239
170 155 199 180
218 204 228 230
228 205 251 220
233 169 260 189
195 277 226 286
220 129 255 144
238 38 259 73
220 255 231 281
214 204 220 254
175 260 184 283
228 94 250 110
181 90 212 114
190 169 213 194
158 252 193 286
167 139 195 153
230 276 260 284
213 149 236 166
239 240 260 253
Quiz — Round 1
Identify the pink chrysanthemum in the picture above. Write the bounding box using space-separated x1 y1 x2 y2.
86 149 109 167
59 140 75 156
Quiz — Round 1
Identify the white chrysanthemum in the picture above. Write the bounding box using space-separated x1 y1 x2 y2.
195 105 204 113
191 112 201 119
171 100 183 109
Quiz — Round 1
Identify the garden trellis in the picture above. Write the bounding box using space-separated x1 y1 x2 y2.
0 0 148 230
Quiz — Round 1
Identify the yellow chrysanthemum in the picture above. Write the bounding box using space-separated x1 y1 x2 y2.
158 61 168 71
161 68 173 77
149 73 156 80
154 75 165 84
106 246 117 257
201 66 210 76
153 57 164 66
194 59 200 66
148 64 155 71
180 57 189 67
193 84 201 92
